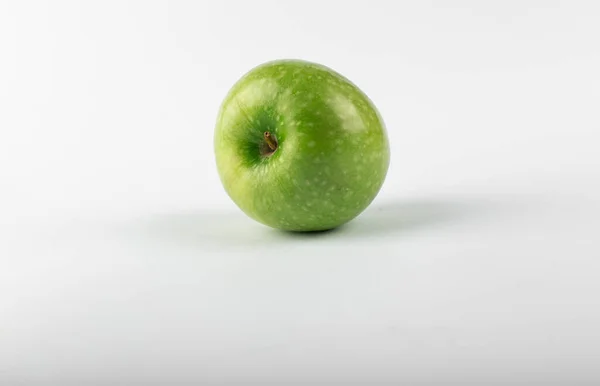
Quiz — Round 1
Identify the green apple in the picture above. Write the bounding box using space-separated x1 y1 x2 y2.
214 59 390 231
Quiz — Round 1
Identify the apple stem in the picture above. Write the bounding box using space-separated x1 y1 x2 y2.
264 132 278 152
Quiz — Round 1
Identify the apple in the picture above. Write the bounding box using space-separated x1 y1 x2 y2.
214 59 390 231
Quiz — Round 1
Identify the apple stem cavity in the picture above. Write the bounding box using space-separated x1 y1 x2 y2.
262 131 278 156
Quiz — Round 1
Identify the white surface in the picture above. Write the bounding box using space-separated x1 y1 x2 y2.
1 1 600 385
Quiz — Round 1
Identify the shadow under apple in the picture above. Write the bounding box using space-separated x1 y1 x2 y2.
128 197 493 249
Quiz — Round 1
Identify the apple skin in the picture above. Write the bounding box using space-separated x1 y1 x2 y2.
214 59 390 231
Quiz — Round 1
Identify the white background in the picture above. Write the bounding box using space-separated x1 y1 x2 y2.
1 1 600 385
